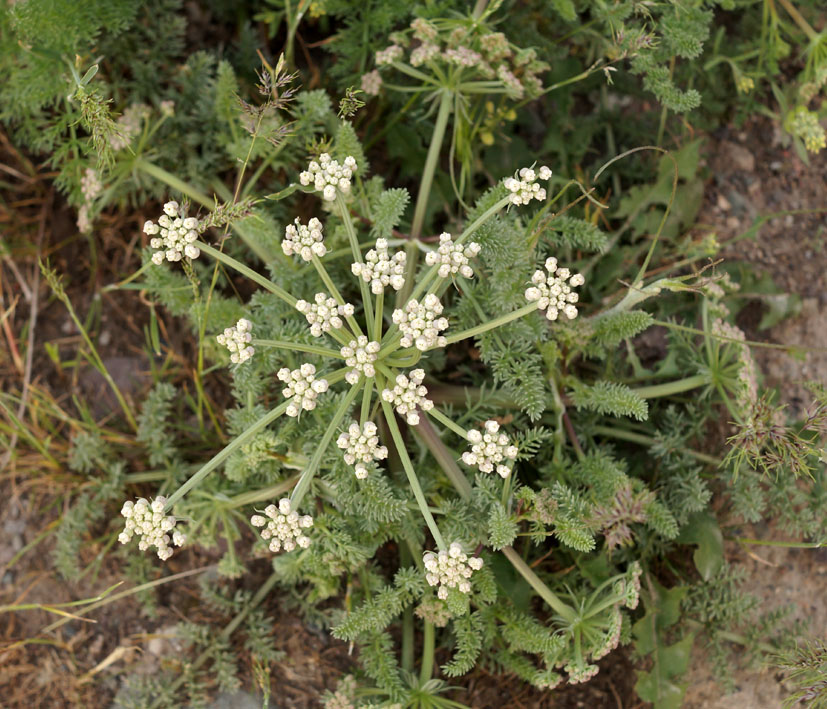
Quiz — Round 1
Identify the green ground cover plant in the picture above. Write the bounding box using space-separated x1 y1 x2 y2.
1 0 826 707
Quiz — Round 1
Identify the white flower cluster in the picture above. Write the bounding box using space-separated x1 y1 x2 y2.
278 363 329 417
341 336 380 384
461 420 518 478
336 421 388 479
613 561 643 610
503 165 552 206
712 318 758 414
118 497 186 561
381 368 433 425
375 45 404 66
361 70 383 96
251 498 313 553
81 168 102 202
592 607 623 661
111 103 150 151
216 318 254 364
423 543 483 599
144 201 201 265
351 238 407 294
296 293 354 337
299 154 357 202
564 663 599 685
411 42 440 66
282 217 326 261
392 294 448 351
525 257 584 321
425 233 481 279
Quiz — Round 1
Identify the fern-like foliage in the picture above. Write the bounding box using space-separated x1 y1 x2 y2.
442 611 485 677
570 380 649 421
370 188 410 238
543 216 608 252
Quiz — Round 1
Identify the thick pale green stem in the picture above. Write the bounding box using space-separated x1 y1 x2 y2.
337 193 374 333
228 475 301 508
198 242 295 307
419 620 436 685
165 401 290 510
410 90 453 242
444 302 538 345
632 373 709 399
415 416 473 500
360 377 374 424
253 340 343 359
591 425 720 465
501 547 576 622
290 381 363 508
733 537 824 549
399 89 454 306
426 407 468 439
374 290 384 342
381 399 446 550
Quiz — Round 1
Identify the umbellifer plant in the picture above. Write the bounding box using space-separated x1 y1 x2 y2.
110 58 789 709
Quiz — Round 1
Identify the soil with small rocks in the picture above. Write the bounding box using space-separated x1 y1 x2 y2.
681 116 827 709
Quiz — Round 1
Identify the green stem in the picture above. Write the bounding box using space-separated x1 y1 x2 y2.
374 290 384 342
401 543 415 673
591 425 720 465
456 194 512 246
410 90 452 241
416 413 576 625
381 399 446 549
419 621 435 685
360 377 374 424
311 254 363 339
197 242 295 307
732 536 824 549
426 407 468 439
407 194 512 305
426 383 520 409
632 373 709 399
228 475 301 508
136 160 273 263
443 303 538 345
253 340 343 359
337 193 374 334
399 89 454 305
165 401 290 510
415 416 473 500
500 547 576 622
775 0 819 41
290 382 363 508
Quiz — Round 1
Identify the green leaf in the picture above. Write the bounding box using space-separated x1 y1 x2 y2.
549 0 577 21
757 293 802 330
633 580 693 709
676 512 724 581
569 380 649 421
370 188 410 239
634 639 693 709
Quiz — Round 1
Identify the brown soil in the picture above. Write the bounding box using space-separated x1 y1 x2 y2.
681 117 827 709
